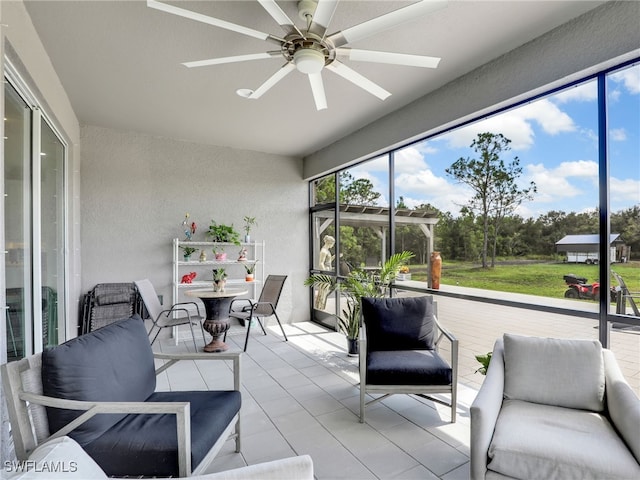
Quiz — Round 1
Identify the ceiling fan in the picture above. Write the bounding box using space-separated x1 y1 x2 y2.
147 0 446 111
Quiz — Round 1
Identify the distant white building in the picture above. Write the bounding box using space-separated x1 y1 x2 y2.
555 234 629 264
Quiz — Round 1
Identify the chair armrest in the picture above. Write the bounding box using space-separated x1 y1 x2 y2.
189 454 314 480
18 391 192 475
470 338 505 480
154 352 243 390
358 323 367 383
172 301 202 316
229 298 253 312
604 349 640 463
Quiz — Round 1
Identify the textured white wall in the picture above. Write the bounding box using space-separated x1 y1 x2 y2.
80 125 308 323
303 1 640 178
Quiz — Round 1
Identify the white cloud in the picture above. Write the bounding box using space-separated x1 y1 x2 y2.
394 146 429 174
610 65 640 94
610 176 640 204
441 99 575 151
553 81 597 103
610 128 627 141
525 160 598 206
395 169 469 214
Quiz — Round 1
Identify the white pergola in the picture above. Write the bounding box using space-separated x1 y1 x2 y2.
313 204 439 269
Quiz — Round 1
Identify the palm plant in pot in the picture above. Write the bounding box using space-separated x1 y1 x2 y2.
304 251 414 356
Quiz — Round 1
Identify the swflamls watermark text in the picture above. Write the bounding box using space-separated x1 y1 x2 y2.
4 460 78 473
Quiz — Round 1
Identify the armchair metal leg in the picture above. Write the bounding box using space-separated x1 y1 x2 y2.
273 312 288 342
359 386 366 423
149 327 161 346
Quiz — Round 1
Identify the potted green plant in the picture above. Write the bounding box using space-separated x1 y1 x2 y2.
180 245 197 261
475 352 492 375
212 268 227 292
208 221 241 260
243 216 257 243
242 261 258 282
207 221 242 245
212 246 227 261
305 251 414 356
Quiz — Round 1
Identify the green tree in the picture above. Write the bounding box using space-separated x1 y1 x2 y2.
446 132 536 268
340 172 381 206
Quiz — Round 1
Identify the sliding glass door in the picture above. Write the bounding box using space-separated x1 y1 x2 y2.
4 79 66 360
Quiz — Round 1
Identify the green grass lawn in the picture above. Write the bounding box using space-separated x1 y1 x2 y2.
408 260 640 300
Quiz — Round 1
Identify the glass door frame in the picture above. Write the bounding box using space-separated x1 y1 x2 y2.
3 57 69 357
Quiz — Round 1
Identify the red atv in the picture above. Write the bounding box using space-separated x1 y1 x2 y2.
563 274 617 302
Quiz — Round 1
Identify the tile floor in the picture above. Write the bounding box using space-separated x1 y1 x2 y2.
153 294 639 479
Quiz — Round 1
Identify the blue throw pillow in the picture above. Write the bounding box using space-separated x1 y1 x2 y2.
362 296 435 351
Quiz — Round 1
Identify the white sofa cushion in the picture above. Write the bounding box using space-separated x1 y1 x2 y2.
3 436 314 480
4 436 107 479
488 399 640 480
503 333 604 411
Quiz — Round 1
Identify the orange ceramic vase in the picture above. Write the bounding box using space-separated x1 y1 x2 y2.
430 251 442 290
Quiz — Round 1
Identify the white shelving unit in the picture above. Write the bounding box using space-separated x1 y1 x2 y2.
172 238 265 307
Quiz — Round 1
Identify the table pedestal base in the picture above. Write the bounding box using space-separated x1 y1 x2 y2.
203 320 230 352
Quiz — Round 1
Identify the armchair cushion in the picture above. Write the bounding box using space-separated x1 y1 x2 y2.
82 390 241 478
362 296 435 351
488 399 640 479
503 333 604 411
42 315 156 445
366 350 451 385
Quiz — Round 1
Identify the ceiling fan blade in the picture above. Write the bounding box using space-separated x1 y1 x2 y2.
257 0 305 37
328 0 447 48
308 0 339 38
147 0 281 45
249 63 296 99
308 73 328 110
326 61 391 100
336 48 440 68
183 52 280 68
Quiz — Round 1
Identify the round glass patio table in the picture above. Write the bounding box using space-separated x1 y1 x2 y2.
185 288 248 352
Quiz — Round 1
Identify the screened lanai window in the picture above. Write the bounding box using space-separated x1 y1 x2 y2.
309 59 639 333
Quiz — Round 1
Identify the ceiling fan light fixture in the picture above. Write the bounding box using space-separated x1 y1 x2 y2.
293 48 325 74
236 88 254 98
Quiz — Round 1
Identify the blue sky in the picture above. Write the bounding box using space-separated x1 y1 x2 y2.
348 63 640 219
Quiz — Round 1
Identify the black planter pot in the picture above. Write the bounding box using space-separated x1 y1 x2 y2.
347 337 358 357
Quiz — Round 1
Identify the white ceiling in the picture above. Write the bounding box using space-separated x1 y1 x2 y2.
23 0 605 158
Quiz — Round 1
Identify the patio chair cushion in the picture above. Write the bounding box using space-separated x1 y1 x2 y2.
488 399 640 479
82 390 242 478
41 315 156 445
362 296 435 351
503 333 605 412
366 350 452 385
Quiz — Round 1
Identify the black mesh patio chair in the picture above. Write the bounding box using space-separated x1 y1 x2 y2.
135 279 205 350
226 275 288 351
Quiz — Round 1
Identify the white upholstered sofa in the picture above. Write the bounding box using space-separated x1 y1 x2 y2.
3 435 314 479
470 333 640 480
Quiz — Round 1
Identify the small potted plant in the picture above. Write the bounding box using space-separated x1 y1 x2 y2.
243 216 257 243
305 251 414 356
475 352 492 375
212 246 227 261
243 261 258 282
207 221 241 246
180 245 197 261
212 268 227 292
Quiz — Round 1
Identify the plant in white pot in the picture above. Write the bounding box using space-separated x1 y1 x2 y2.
304 251 414 356
243 216 257 243
242 261 258 282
